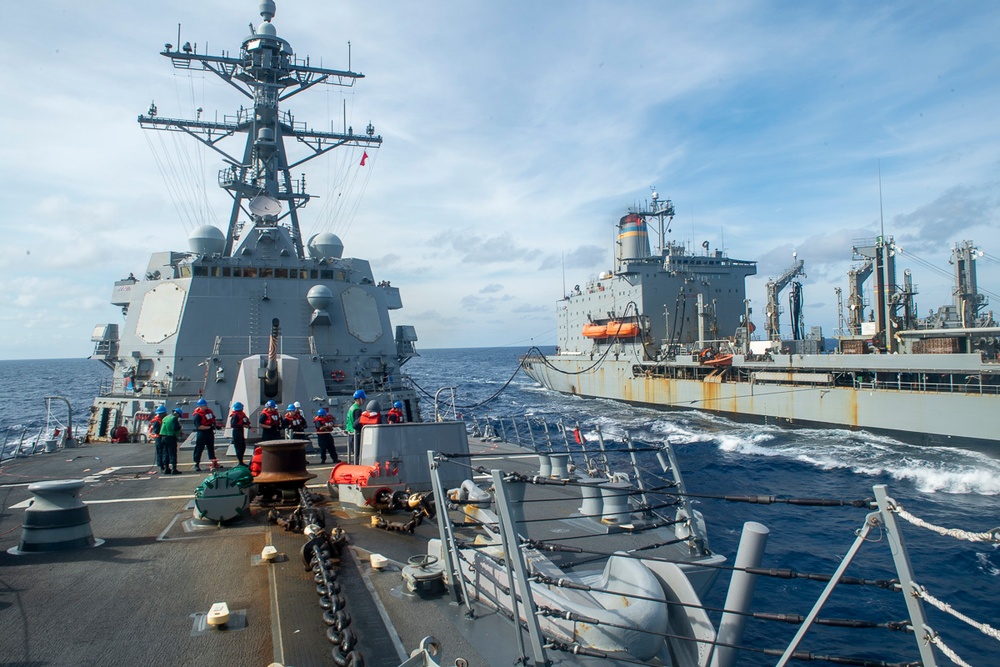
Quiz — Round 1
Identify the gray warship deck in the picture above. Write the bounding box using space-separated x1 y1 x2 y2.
0 435 632 667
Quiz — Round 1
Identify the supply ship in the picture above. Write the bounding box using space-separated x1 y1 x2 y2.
85 0 419 441
522 192 1000 452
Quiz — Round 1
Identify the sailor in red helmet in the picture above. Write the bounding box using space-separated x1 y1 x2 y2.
192 397 218 471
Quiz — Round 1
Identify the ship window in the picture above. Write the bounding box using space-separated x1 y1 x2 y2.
335 270 346 281
320 270 334 279
299 269 309 279
244 268 258 278
210 266 221 277
222 267 232 277
310 269 319 279
275 268 289 278
261 268 274 278
193 266 208 277
136 358 154 380
179 266 191 277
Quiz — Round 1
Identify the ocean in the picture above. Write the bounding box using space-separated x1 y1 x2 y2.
2 350 997 665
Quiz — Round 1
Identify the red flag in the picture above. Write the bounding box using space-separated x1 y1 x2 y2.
360 151 368 166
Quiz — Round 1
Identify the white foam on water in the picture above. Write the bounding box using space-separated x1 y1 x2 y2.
710 424 1000 496
975 552 999 577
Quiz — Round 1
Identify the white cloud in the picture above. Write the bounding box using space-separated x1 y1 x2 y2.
3 1 1000 357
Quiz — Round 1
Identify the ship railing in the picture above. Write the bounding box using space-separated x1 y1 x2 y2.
858 377 1000 395
2 397 77 462
429 428 997 666
212 335 315 357
0 425 47 462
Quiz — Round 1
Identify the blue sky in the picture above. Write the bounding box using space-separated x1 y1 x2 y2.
2 1 999 359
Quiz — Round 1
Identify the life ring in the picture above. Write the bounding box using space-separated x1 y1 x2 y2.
330 369 346 382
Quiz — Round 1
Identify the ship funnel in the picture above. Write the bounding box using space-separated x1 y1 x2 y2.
616 213 651 264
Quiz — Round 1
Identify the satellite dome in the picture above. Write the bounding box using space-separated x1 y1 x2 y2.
188 225 226 256
307 232 344 259
257 22 277 37
307 284 334 310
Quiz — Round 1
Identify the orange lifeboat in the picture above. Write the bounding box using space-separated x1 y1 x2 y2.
582 323 609 339
605 321 639 338
703 353 733 367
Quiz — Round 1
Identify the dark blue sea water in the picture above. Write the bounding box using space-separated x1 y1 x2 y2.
2 351 997 665
403 347 999 667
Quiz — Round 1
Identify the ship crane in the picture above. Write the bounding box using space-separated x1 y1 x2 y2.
847 260 873 335
765 256 806 342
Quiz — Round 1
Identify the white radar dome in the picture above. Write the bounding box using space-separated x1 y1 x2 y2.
307 284 334 310
188 225 226 256
257 22 277 37
307 233 344 259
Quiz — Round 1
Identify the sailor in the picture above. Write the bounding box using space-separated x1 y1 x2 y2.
359 400 383 430
159 408 183 475
313 408 338 464
192 398 218 471
386 401 405 424
148 405 167 472
228 402 251 466
345 390 366 464
259 400 282 441
283 403 308 439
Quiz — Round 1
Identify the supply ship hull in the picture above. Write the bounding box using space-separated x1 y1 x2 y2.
522 193 1000 453
522 352 999 450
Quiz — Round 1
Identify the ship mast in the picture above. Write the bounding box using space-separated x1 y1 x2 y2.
629 188 676 255
137 0 382 258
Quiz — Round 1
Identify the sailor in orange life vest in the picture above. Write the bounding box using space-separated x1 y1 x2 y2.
283 402 308 440
360 401 383 425
192 398 218 471
259 400 282 441
313 408 338 464
386 400 404 424
148 405 167 472
228 402 252 466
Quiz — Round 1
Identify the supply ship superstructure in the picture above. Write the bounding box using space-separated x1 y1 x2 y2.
87 1 419 440
523 191 1000 451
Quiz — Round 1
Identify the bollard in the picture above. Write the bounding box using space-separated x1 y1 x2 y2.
9 479 103 554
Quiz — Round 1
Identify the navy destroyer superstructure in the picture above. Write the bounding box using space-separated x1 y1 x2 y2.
88 1 419 440
523 191 1000 451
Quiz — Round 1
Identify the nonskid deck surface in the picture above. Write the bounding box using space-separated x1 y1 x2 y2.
0 434 634 666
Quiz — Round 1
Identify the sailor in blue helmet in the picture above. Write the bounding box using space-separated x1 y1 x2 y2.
283 402 307 440
259 399 282 441
345 390 366 464
386 400 405 424
148 405 168 472
313 407 338 464
192 397 218 471
228 401 251 466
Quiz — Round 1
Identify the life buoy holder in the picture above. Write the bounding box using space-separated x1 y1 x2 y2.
331 370 346 382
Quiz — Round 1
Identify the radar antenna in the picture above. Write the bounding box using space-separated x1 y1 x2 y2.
137 1 382 258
